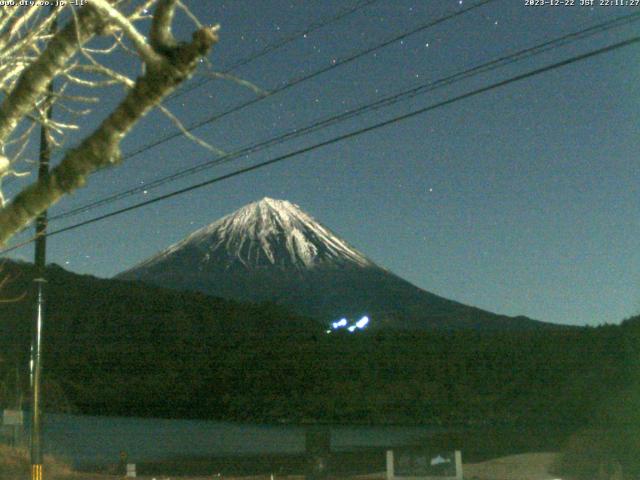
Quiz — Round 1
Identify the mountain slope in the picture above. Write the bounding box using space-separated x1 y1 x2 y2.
127 197 373 272
118 198 548 331
0 259 322 418
0 260 612 428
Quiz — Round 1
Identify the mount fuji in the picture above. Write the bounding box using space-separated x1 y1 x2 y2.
117 198 547 330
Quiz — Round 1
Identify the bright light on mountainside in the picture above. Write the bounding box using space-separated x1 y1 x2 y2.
328 315 370 333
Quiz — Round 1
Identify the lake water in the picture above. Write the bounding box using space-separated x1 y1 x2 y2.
36 413 439 468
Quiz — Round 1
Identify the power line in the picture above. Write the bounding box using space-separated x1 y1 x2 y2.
50 11 640 222
120 0 498 161
47 0 499 218
5 0 495 194
3 34 637 255
166 0 381 102
2 0 379 190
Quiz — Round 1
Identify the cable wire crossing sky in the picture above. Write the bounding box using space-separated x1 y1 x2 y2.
4 0 640 327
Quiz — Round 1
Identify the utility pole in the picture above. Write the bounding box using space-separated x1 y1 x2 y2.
30 9 56 480
30 95 52 480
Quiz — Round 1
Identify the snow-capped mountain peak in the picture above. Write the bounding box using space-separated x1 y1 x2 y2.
117 198 547 331
128 197 374 272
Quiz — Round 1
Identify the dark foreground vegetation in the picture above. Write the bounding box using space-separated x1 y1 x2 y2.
0 261 638 477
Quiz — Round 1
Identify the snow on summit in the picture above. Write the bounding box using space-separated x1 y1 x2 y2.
129 197 374 272
118 198 547 331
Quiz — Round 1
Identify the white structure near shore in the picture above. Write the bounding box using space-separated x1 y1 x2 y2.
386 449 462 480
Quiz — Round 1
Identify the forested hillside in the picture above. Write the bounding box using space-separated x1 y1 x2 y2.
0 261 635 432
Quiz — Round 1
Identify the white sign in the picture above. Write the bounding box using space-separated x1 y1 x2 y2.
126 463 136 478
2 410 23 426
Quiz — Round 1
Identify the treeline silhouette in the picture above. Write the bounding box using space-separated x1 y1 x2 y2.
0 260 636 435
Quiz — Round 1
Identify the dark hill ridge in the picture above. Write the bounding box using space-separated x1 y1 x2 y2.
0 259 321 362
117 197 551 331
0 260 614 429
0 259 322 418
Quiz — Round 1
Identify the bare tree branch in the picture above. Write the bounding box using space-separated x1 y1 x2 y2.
0 6 104 144
158 103 224 156
0 265 26 302
0 18 219 245
90 0 163 66
150 0 178 51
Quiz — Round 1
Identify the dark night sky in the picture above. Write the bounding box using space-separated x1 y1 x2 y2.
4 0 640 326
